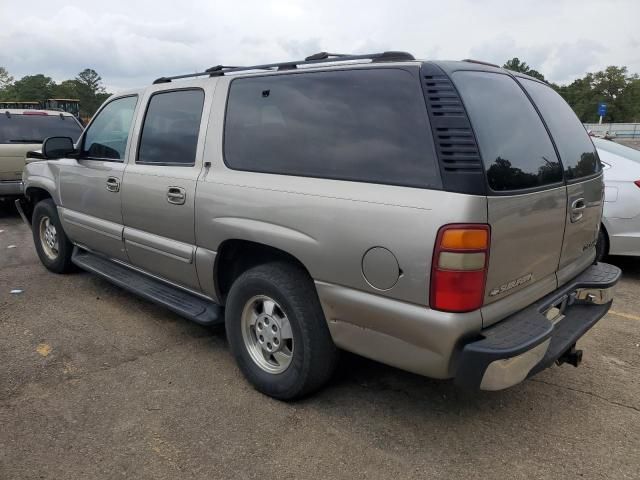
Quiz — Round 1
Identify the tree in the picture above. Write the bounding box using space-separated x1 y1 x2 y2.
591 66 631 122
10 74 55 103
53 79 79 99
503 57 547 82
74 68 107 117
0 67 13 90
555 66 638 123
76 68 105 95
556 74 598 122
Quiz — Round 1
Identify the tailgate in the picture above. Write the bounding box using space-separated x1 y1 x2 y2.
451 71 567 306
0 144 37 181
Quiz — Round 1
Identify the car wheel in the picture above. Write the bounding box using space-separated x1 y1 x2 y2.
595 227 608 263
225 261 338 400
32 199 74 273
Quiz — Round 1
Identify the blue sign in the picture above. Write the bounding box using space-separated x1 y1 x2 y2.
598 103 607 116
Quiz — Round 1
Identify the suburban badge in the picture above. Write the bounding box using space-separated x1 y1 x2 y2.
490 273 533 296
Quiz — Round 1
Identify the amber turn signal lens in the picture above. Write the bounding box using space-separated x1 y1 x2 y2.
440 228 489 250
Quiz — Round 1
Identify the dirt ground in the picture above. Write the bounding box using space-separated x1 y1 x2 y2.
1 202 639 480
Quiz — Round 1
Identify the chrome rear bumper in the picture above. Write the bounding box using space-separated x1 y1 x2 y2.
455 262 621 391
0 180 23 197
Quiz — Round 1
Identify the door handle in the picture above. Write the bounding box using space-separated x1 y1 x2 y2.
167 186 186 205
106 176 120 193
570 197 586 223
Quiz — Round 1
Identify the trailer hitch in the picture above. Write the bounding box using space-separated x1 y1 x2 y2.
556 344 583 368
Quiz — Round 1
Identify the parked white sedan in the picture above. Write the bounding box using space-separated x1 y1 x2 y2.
594 138 640 260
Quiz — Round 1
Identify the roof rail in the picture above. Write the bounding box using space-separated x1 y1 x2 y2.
461 59 501 68
152 51 415 84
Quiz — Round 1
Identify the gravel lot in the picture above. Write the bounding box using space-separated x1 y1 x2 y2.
1 201 639 480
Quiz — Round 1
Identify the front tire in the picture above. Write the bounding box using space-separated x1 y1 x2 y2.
225 262 338 400
32 199 74 273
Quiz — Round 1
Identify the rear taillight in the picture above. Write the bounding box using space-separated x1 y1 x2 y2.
634 180 640 189
430 224 490 313
22 111 48 115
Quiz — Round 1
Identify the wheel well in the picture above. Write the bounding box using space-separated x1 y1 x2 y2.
214 240 311 303
23 187 53 222
25 187 52 204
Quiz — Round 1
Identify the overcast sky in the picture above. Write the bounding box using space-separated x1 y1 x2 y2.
1 0 638 92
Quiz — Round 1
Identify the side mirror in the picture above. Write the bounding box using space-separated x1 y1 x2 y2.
43 136 75 159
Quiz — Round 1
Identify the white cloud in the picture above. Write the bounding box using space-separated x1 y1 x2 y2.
0 0 637 92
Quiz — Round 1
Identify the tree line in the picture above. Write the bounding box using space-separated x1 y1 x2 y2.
503 58 639 123
0 67 110 119
1 60 639 123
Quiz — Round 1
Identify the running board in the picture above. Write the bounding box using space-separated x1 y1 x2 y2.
72 248 223 326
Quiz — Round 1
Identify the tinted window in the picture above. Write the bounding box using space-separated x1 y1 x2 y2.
82 96 137 160
521 79 600 181
137 89 204 165
453 72 562 191
0 114 82 144
224 69 440 189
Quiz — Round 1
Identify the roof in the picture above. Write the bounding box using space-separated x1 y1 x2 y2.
47 98 80 102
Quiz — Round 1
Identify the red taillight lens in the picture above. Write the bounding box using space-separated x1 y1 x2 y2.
430 224 490 313
22 111 48 115
634 180 640 189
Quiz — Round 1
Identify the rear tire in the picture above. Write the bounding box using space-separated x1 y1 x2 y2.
225 262 338 400
32 199 74 273
595 227 608 263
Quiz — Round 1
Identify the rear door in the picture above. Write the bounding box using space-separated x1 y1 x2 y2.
518 78 603 284
121 88 207 291
451 71 567 307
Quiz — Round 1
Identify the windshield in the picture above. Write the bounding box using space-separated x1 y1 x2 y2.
0 114 83 144
593 138 640 164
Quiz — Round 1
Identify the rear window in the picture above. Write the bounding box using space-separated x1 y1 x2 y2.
452 71 563 192
224 69 441 189
0 114 82 144
520 79 600 181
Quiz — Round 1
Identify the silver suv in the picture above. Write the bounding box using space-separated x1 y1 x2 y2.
18 52 620 399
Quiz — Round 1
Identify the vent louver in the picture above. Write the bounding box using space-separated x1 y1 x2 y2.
421 63 486 195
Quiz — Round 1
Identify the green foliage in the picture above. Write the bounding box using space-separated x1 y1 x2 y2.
504 58 640 122
74 69 107 117
0 67 111 117
555 66 640 122
10 74 56 103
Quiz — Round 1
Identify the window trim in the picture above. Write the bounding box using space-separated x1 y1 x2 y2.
79 94 139 163
221 66 443 190
135 87 205 167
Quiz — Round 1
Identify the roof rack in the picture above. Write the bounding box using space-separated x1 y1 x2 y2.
461 59 501 68
152 51 415 84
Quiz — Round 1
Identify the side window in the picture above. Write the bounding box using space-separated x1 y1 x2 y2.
223 69 441 189
137 89 205 166
520 78 600 181
452 71 563 192
82 96 138 161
